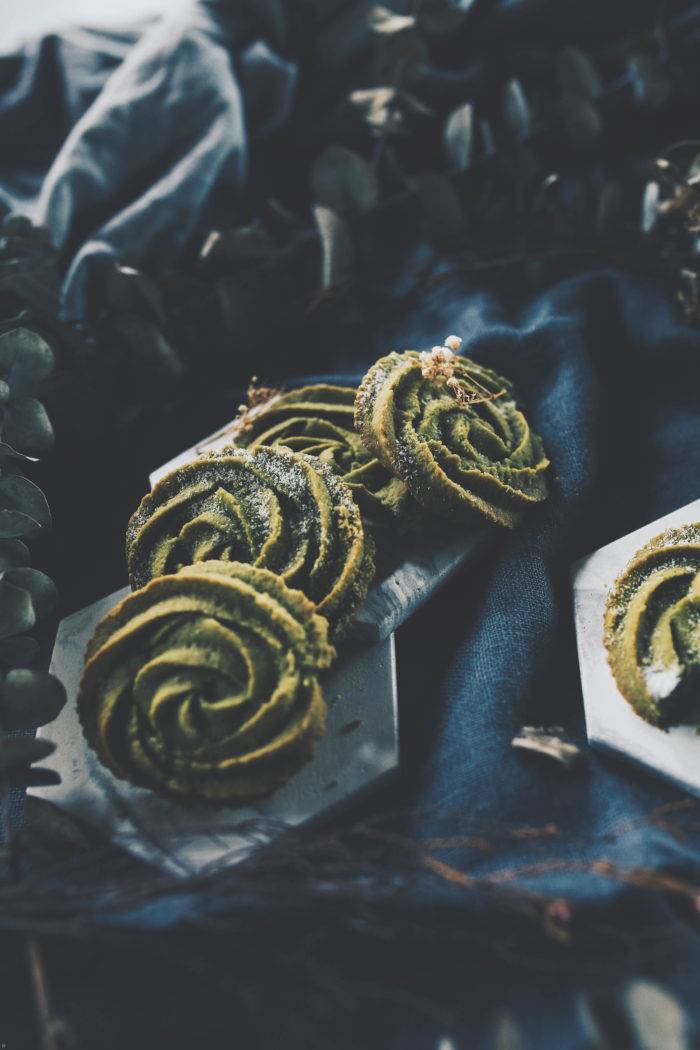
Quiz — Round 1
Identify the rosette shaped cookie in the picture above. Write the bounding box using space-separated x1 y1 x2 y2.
78 562 335 804
126 446 374 639
604 523 700 727
232 384 415 531
354 350 549 527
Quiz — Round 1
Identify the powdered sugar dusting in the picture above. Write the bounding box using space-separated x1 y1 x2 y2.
644 660 683 701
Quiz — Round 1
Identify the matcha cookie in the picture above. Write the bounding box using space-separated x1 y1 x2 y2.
78 562 335 804
354 340 549 528
231 383 418 533
127 446 374 640
604 523 700 727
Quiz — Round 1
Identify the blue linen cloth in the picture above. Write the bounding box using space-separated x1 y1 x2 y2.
0 2 698 1047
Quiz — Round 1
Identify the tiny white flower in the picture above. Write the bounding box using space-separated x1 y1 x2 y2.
420 345 456 381
444 334 462 351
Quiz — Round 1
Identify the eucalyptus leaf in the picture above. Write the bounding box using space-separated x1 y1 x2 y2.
102 265 166 326
0 538 29 571
503 78 532 140
311 146 379 217
0 636 39 666
0 474 51 533
0 509 42 539
444 102 474 172
641 181 660 234
686 152 700 186
2 567 57 621
560 94 602 147
0 669 67 730
2 395 55 455
556 46 602 99
0 327 55 390
368 5 416 34
0 579 35 639
627 53 671 110
0 735 55 771
0 441 37 463
313 206 355 289
414 171 468 248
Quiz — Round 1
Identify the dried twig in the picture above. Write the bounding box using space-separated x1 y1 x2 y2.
511 726 583 769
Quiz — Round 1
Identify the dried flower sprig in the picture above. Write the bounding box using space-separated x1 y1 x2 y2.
230 377 283 436
419 335 462 380
420 335 507 406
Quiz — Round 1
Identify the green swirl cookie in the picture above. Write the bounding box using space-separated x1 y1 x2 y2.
78 562 335 804
604 523 700 727
126 446 374 640
232 384 417 532
354 351 549 527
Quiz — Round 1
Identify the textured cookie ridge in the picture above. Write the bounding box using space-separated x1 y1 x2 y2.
354 346 549 528
604 522 700 727
231 383 420 533
126 445 375 640
78 561 335 805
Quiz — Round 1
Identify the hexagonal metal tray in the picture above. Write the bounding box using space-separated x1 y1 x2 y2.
572 498 700 799
31 588 398 875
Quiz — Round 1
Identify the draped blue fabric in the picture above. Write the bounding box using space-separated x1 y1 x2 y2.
0 2 698 1047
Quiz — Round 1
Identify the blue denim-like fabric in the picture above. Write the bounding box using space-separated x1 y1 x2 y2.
0 2 699 1047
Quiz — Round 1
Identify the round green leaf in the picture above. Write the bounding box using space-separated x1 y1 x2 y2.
444 103 474 173
0 580 35 639
0 510 42 538
0 440 36 463
0 735 55 771
0 327 55 390
0 636 40 666
0 538 29 571
0 669 66 730
0 474 51 535
103 265 166 325
556 46 602 100
311 146 379 218
2 396 55 456
2 567 58 621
